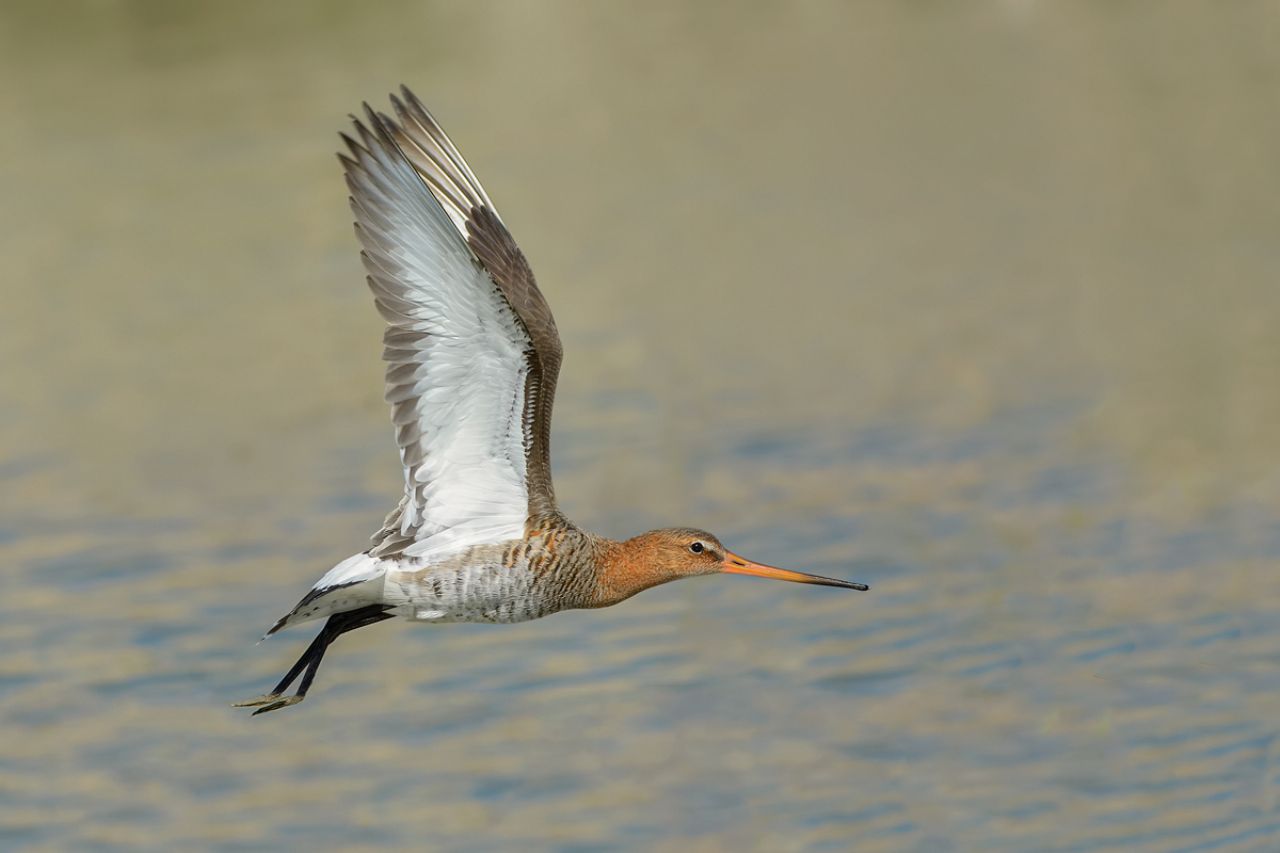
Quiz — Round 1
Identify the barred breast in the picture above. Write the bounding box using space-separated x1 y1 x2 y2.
379 530 600 624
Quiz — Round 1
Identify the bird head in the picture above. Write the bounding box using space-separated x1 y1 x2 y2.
591 527 869 606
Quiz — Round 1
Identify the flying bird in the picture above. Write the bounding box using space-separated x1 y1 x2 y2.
236 87 868 715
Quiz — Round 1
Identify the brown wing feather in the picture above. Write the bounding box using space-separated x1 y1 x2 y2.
465 205 562 520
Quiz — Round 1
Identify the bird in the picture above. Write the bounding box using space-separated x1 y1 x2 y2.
235 86 869 715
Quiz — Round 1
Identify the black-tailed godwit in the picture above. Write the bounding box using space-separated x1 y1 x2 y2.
236 87 868 715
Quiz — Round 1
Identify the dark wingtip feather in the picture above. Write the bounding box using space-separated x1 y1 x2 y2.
337 151 359 172
362 103 394 144
399 85 431 121
388 90 408 118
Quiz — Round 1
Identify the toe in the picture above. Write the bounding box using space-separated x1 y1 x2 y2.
250 695 305 715
232 693 281 708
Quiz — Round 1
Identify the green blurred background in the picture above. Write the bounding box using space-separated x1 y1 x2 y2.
2 2 1279 850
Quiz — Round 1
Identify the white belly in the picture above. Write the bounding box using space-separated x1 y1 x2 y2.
381 560 546 624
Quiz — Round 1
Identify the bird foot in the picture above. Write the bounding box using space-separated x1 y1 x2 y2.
233 693 305 714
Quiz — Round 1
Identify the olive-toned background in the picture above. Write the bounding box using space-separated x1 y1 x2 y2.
3 2 1279 850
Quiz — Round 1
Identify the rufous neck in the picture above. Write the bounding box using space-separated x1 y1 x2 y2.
588 537 676 608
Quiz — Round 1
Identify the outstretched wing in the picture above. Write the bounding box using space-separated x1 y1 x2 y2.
341 88 563 562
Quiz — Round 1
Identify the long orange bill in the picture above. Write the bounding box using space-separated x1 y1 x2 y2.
721 551 869 591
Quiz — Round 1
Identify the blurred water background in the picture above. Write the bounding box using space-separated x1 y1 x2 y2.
2 2 1280 850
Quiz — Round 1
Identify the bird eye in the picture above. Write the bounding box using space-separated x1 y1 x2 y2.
689 542 705 554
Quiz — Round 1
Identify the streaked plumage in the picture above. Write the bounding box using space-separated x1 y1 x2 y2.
236 87 868 715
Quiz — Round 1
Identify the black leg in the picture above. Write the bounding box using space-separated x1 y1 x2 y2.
293 606 394 700
236 605 392 714
265 628 332 697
